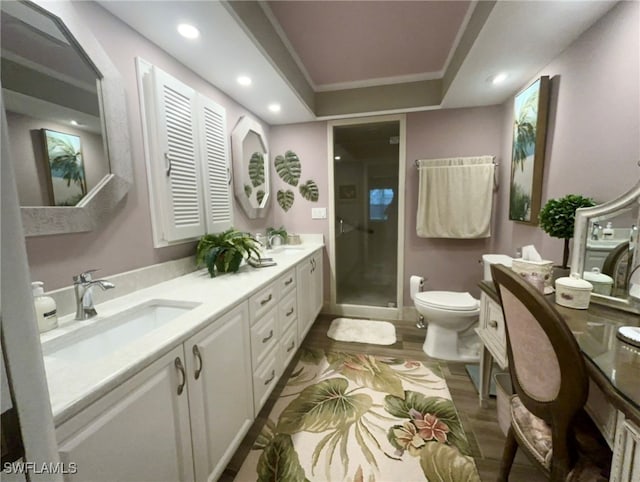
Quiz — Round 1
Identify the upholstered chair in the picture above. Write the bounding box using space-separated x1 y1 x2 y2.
491 264 609 482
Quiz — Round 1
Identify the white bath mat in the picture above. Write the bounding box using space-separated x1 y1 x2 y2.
327 318 397 345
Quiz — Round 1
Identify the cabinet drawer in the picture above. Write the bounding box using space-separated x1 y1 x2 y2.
480 293 507 368
250 307 278 368
585 380 617 448
278 291 297 333
253 353 278 415
249 283 278 324
279 269 296 297
279 323 298 371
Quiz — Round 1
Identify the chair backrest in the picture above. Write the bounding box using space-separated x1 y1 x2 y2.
602 241 630 292
491 264 588 429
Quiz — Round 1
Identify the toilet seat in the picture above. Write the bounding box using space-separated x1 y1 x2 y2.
414 291 479 312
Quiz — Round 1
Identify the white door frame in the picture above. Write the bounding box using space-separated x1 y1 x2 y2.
327 114 406 320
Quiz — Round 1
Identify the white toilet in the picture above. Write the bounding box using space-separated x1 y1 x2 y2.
412 290 480 362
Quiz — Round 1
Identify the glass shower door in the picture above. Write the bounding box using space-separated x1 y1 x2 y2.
333 121 399 309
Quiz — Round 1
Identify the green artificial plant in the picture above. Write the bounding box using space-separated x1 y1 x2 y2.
266 226 288 243
538 194 596 269
196 228 262 277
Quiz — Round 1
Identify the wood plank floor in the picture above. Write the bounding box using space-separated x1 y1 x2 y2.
221 314 547 482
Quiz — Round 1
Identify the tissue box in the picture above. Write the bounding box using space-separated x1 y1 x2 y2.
512 259 554 294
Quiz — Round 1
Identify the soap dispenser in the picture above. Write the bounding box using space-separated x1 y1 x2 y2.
602 222 614 240
32 281 58 333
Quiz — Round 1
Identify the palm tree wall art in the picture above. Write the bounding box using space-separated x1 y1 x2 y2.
509 76 551 224
42 129 87 206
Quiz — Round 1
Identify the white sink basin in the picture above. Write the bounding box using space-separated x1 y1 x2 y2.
43 299 200 363
587 239 628 250
267 246 306 255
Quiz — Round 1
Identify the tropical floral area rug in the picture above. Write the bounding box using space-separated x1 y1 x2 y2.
235 349 480 482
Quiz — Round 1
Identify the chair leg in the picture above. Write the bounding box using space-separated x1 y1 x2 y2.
498 426 518 482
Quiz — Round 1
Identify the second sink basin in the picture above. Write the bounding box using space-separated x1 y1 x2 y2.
43 299 200 364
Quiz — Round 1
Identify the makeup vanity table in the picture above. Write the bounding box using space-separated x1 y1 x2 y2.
477 281 640 482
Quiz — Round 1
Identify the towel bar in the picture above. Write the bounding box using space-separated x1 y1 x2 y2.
414 159 499 167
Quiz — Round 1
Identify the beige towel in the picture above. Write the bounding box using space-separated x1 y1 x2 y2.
416 156 495 238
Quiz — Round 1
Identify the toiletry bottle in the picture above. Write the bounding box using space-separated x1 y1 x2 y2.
32 281 58 333
602 222 614 240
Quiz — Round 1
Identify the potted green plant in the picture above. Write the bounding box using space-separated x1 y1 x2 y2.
196 228 262 277
538 194 596 270
266 226 288 245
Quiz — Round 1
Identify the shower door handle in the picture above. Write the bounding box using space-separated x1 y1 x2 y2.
339 218 344 235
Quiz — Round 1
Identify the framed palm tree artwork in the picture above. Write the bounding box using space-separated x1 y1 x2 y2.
42 129 87 206
509 75 550 224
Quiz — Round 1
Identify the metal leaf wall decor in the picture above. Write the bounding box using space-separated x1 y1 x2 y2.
256 190 265 205
299 180 319 202
274 150 301 186
277 189 295 212
244 184 252 198
248 152 265 187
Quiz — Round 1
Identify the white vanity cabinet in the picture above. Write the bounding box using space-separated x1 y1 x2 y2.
296 250 323 343
611 414 640 482
56 303 253 482
184 302 253 482
56 345 195 482
248 269 299 415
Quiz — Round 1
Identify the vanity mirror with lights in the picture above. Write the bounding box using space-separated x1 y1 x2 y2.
1 0 132 236
571 178 640 314
231 116 270 219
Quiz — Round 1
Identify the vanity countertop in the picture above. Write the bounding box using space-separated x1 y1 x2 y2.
479 280 640 424
41 242 324 426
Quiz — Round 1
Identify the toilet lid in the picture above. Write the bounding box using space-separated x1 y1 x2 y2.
415 291 479 311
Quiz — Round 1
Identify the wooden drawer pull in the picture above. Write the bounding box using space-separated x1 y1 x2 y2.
489 320 498 328
264 370 275 385
286 341 295 353
286 307 294 317
262 330 274 343
260 294 273 306
285 277 293 286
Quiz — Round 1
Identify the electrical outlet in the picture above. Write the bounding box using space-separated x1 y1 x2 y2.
311 207 327 219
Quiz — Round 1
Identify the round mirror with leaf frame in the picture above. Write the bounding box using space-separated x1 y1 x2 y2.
571 178 640 314
1 0 132 236
231 116 270 219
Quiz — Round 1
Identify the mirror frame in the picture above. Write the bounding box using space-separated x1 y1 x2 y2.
571 177 640 314
13 0 132 236
231 116 270 219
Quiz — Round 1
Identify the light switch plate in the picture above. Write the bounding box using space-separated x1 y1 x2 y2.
311 207 327 219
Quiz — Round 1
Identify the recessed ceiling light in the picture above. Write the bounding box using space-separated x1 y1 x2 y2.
70 120 79 126
491 72 508 85
268 103 281 113
177 23 199 39
237 76 252 86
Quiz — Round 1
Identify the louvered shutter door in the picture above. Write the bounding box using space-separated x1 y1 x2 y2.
153 68 205 241
197 95 233 233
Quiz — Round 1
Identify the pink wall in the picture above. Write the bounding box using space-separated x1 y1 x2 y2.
493 0 640 264
403 107 504 303
25 2 271 290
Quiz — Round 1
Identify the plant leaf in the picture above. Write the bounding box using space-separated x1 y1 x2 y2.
244 184 252 198
419 443 480 482
326 353 404 399
299 348 324 365
257 433 309 482
277 189 295 212
249 151 265 187
256 190 265 205
276 378 372 434
384 392 470 455
299 180 319 202
275 150 301 186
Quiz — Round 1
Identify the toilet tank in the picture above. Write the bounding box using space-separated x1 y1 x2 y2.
482 255 513 281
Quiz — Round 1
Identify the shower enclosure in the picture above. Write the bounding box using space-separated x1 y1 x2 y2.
330 116 405 317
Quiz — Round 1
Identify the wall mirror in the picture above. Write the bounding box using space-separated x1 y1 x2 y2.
571 178 640 314
231 116 270 219
1 0 132 236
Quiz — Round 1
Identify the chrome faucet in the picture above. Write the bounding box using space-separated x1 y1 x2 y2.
73 269 115 320
266 234 283 250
